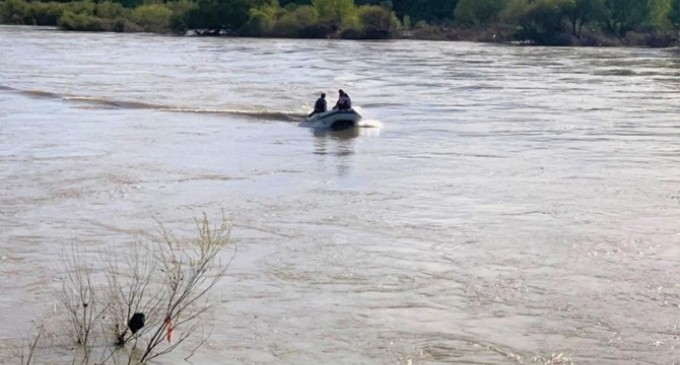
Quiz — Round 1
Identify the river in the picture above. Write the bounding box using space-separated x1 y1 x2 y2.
1 25 679 364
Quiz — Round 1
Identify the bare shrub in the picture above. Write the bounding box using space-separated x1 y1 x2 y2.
104 238 161 347
58 243 109 364
17 325 43 365
20 212 234 365
138 214 232 362
110 213 234 363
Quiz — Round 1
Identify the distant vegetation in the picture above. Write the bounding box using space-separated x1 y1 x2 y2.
1 0 678 46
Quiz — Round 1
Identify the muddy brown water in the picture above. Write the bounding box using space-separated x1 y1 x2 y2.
1 26 679 364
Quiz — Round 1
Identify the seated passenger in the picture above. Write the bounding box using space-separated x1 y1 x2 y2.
334 89 352 111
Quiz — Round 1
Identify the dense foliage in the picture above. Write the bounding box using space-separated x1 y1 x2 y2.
1 0 678 45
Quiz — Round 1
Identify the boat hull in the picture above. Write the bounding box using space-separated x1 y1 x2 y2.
301 109 362 131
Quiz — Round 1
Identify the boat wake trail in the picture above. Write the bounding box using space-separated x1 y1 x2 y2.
1 85 307 122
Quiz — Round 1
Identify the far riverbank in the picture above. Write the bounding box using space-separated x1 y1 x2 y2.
1 0 679 48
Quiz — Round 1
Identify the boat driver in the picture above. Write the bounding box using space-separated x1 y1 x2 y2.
309 93 327 117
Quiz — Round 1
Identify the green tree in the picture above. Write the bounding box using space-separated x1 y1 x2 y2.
95 1 124 19
312 0 357 29
167 0 197 34
30 1 67 25
112 0 144 9
357 4 399 37
270 5 318 36
0 0 31 24
511 0 571 45
392 0 459 23
287 4 318 25
59 10 106 30
454 0 506 27
279 0 309 6
244 0 281 35
130 4 173 32
561 0 605 37
602 0 650 35
649 0 669 29
671 0 680 29
184 0 253 34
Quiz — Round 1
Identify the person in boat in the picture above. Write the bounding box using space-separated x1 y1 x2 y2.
334 89 352 111
308 92 327 117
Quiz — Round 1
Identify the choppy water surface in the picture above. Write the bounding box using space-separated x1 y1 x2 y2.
1 25 679 364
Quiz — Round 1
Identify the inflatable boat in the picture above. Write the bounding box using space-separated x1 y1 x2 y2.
301 109 362 131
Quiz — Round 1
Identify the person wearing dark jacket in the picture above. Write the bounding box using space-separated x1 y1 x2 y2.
309 93 327 117
334 89 352 110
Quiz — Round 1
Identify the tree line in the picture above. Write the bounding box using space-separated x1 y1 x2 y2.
1 0 678 46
